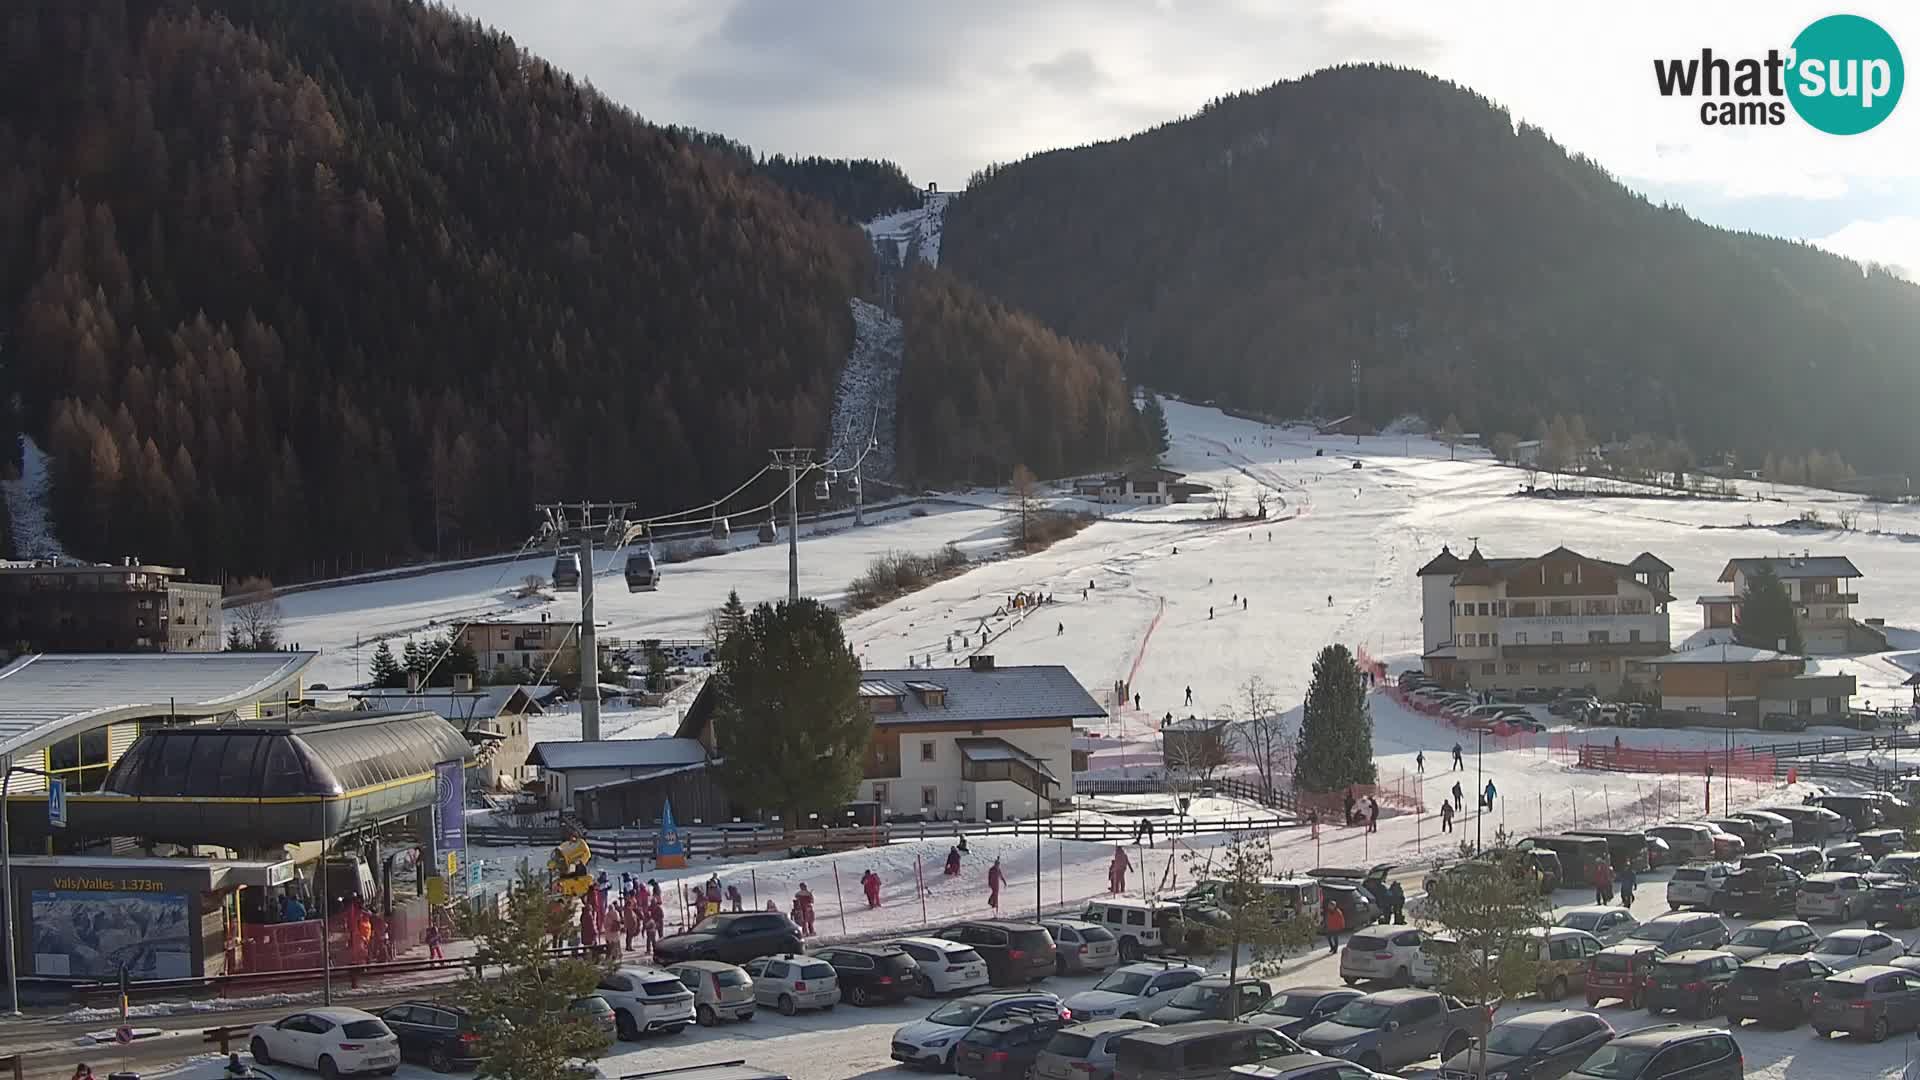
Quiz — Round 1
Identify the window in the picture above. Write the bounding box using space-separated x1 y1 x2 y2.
1567 661 1592 674
1549 600 1573 616
1629 629 1641 643
1551 631 1564 643
499 629 510 641
1476 633 1490 647
1561 571 1574 585
1507 663 1521 674
1510 601 1537 617
1459 634 1470 648
1515 632 1528 644
1482 664 1496 676
1490 633 1499 646
921 786 938 808
1494 601 1507 616
1478 603 1490 616
873 782 888 805
1598 660 1613 672
1589 630 1609 644
920 741 937 762
1538 663 1560 674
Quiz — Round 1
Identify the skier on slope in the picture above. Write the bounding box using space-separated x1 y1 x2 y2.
1185 686 1193 706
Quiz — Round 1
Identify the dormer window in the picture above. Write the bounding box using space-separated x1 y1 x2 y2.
906 680 947 707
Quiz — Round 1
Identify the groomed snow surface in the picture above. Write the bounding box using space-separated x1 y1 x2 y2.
263 396 1920 1077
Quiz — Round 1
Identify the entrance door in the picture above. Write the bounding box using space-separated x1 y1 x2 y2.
986 801 1004 822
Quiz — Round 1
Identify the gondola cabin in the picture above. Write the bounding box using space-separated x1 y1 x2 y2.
551 549 581 591
710 516 731 541
624 549 659 592
758 516 777 544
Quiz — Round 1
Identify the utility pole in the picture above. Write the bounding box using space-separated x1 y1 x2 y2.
536 502 637 742
770 449 813 602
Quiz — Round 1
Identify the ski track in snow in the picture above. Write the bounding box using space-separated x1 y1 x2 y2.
2 434 64 558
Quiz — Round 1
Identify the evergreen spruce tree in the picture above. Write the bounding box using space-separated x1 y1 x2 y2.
401 638 427 684
225 623 246 651
1735 562 1804 654
435 629 480 687
711 589 749 654
368 640 404 688
1293 644 1377 793
712 598 868 825
1140 394 1171 454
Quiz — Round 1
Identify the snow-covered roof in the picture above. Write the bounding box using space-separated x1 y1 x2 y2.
1695 595 1741 605
528 736 709 772
1645 646 1803 665
857 665 1104 726
954 737 1059 780
1720 556 1862 581
0 651 316 760
352 685 548 723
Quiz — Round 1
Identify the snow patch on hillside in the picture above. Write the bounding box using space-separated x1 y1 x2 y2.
2 434 63 559
829 299 903 482
865 190 950 267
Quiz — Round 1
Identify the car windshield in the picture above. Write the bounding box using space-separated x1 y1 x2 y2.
1080 926 1115 942
1258 993 1323 1017
1485 1025 1547 1055
1729 928 1778 947
1092 971 1153 996
1558 911 1603 931
341 1020 390 1039
1802 880 1836 894
928 1001 988 1027
1330 1000 1395 1028
1624 924 1671 943
1346 934 1389 951
800 964 834 979
1167 983 1228 1010
1592 952 1633 973
1046 1031 1096 1057
1814 939 1860 956
1672 868 1705 882
1576 1045 1657 1079
715 969 750 986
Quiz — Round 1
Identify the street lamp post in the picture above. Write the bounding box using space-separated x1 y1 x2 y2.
1030 801 1043 919
1475 728 1486 853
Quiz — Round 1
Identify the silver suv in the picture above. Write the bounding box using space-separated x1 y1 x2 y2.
1665 862 1731 910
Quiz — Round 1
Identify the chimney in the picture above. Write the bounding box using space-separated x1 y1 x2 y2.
969 655 996 672
406 670 422 693
455 673 475 693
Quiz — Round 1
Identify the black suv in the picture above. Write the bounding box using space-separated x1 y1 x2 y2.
939 921 1058 986
653 912 803 965
1868 877 1920 929
1725 954 1834 1028
1568 1024 1741 1080
378 1001 494 1072
1643 950 1739 1019
955 1012 1072 1079
1713 867 1798 917
812 944 922 1007
1621 913 1729 956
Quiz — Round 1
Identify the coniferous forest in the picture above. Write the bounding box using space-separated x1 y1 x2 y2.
943 66 1920 471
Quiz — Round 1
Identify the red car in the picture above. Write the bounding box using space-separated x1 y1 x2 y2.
1586 943 1659 1008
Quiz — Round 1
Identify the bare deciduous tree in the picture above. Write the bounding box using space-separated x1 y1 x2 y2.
226 576 283 651
1009 464 1040 549
1253 487 1271 518
1215 474 1237 520
1234 675 1291 803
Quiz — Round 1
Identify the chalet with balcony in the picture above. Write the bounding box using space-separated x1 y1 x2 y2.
1090 468 1206 505
1418 545 1673 695
1700 555 1881 654
1645 645 1854 723
459 617 582 677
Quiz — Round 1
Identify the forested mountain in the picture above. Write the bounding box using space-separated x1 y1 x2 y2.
896 268 1142 485
666 129 922 223
943 65 1920 470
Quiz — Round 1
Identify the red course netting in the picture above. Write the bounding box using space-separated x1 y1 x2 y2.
1577 744 1775 780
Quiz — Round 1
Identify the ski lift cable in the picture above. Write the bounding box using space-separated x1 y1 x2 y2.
409 530 546 690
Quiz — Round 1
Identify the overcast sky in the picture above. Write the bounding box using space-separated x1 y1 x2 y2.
449 0 1919 277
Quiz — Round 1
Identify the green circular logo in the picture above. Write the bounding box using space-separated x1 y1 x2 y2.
1787 14 1904 134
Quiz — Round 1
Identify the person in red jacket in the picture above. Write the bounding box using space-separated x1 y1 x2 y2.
861 869 882 908
1323 899 1346 955
1108 846 1131 894
987 858 1005 913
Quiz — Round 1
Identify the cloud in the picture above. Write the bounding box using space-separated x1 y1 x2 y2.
1029 49 1108 94
1813 216 1920 281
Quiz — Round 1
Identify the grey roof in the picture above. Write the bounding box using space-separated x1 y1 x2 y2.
858 665 1105 725
0 651 316 759
352 685 547 723
954 737 1059 780
528 736 709 772
1721 556 1862 581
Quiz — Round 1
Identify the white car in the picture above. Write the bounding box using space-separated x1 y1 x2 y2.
1665 862 1732 910
1555 906 1642 946
594 965 697 1038
892 936 992 995
1339 927 1427 986
248 1008 400 1077
1062 961 1209 1020
741 953 840 1015
1731 809 1794 845
1647 823 1717 862
1810 929 1902 972
1796 872 1870 922
891 991 1063 1070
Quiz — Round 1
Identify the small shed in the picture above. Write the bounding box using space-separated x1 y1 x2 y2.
527 737 712 809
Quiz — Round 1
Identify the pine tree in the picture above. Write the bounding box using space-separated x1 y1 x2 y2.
401 638 426 684
435 629 480 687
1141 393 1171 454
712 598 869 825
1293 644 1377 793
368 639 404 688
710 589 749 654
1735 562 1804 654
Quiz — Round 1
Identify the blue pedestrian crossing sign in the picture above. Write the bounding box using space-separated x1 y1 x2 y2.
48 778 67 828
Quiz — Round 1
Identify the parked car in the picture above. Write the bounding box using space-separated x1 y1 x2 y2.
1621 912 1729 956
1528 927 1603 1001
1563 829 1652 873
652 911 803 966
1878 852 1920 880
1112 1020 1303 1080
1664 863 1731 911
1703 817 1765 853
939 920 1059 986
1772 845 1828 876
567 996 616 1043
1566 1023 1741 1080
1714 866 1800 917
1294 988 1480 1074
665 960 757 1026
1231 1058 1397 1080
1867 877 1920 929
594 966 697 1039
1642 949 1739 1019
811 944 922 1007
376 1002 491 1073
1693 821 1745 860
891 991 1064 1071
739 954 838 1016
1645 824 1716 863
1857 828 1908 860
1064 961 1210 1021
1722 919 1818 962
1521 836 1609 887
954 1011 1073 1079
1148 975 1278 1025
1810 965 1920 1040
1032 1018 1157 1080
1809 794 1882 833
248 1008 402 1078
1796 872 1871 922
1810 929 1903 972
1078 899 1190 960
1555 906 1641 946
892 937 992 995
1339 927 1428 987
1725 953 1835 1028
1434 1008 1613 1080
1729 809 1793 846
1239 986 1364 1038
1042 919 1121 975
1585 944 1659 1008
1759 805 1848 844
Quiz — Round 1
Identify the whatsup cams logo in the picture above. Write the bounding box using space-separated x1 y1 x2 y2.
1653 13 1904 133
